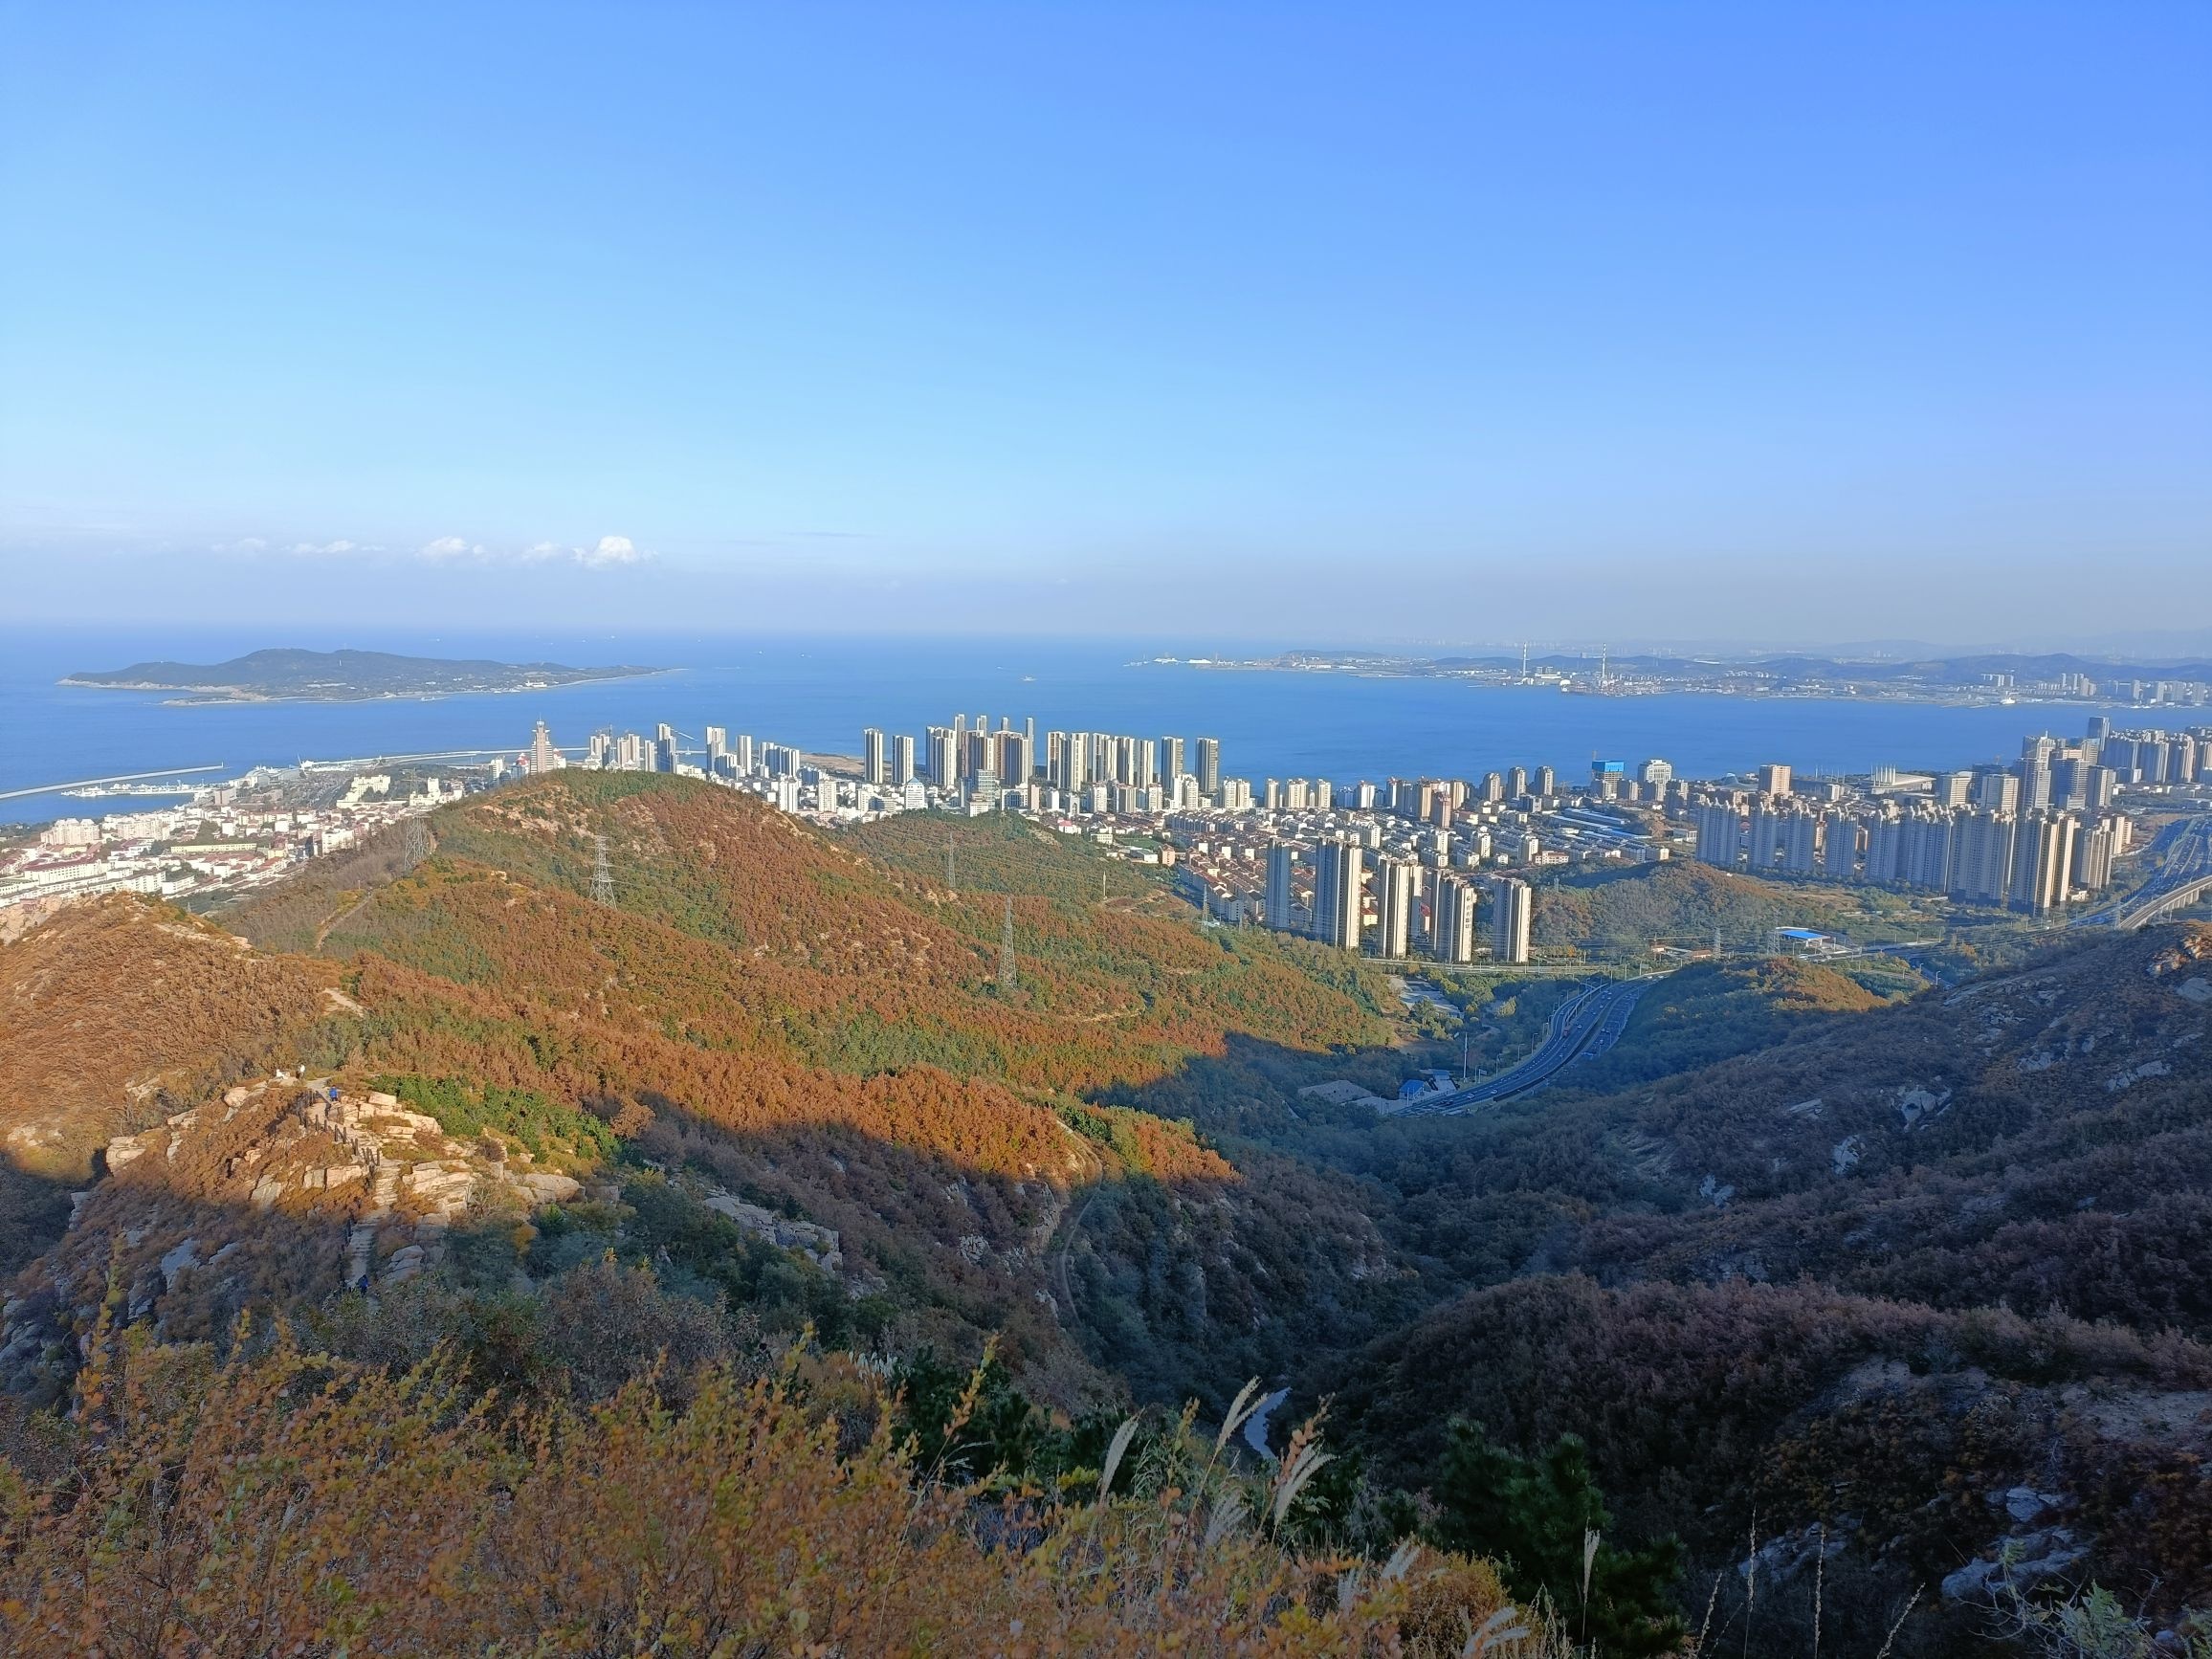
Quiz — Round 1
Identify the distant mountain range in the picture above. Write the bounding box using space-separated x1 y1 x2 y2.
60 647 660 702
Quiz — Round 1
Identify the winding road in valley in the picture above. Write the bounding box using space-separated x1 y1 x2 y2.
1399 976 1651 1117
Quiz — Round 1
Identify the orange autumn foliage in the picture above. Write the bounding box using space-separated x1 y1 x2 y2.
0 899 343 1177
240 772 1390 1100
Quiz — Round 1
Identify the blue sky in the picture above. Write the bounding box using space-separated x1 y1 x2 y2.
2 3 2207 647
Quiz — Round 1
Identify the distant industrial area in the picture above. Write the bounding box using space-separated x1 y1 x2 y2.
1161 647 2212 708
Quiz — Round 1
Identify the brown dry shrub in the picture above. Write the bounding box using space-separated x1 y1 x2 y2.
1397 1553 1519 1656
0 1329 1542 1657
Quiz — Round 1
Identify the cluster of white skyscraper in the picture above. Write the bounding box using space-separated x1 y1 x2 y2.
869 717 1229 819
524 719 894 818
1263 838 1533 964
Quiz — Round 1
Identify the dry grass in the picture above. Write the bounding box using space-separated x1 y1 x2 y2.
0 1327 1558 1657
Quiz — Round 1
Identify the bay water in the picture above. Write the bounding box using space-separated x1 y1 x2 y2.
0 628 2131 825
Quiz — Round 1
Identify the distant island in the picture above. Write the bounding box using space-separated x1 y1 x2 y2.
61 648 662 705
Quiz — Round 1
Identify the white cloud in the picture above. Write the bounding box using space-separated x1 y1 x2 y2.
393 542 650 575
576 534 648 568
222 534 654 569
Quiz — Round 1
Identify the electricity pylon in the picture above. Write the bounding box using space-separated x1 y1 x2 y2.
999 896 1017 993
590 833 614 905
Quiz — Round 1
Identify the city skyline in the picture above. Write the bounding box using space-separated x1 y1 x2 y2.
444 697 2206 962
4 5 2208 642
30 688 2198 958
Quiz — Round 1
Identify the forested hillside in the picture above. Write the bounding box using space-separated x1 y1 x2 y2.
240 771 1392 1094
8 775 1408 1412
6 771 2211 1652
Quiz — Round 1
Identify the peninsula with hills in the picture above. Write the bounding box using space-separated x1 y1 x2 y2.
60 647 660 705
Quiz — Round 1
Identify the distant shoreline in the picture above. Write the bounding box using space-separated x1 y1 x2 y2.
1131 655 2142 714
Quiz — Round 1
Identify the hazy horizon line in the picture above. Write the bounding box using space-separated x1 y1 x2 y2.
11 624 2212 669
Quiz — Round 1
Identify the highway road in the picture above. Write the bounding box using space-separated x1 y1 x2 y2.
2076 812 2212 931
1399 976 1650 1117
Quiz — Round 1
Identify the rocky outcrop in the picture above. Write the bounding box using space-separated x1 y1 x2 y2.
0 1073 619 1394
519 1172 583 1204
703 1191 842 1272
1940 1520 2087 1604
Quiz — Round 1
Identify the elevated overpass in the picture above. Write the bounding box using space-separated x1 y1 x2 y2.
2112 872 2212 930
2081 814 2212 931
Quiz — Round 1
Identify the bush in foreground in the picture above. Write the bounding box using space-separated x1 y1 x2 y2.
0 1329 1558 1657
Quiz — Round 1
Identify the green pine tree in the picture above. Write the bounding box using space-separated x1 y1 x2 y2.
1426 1419 1685 1657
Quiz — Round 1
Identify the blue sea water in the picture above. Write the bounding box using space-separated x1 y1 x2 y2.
0 628 2129 825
